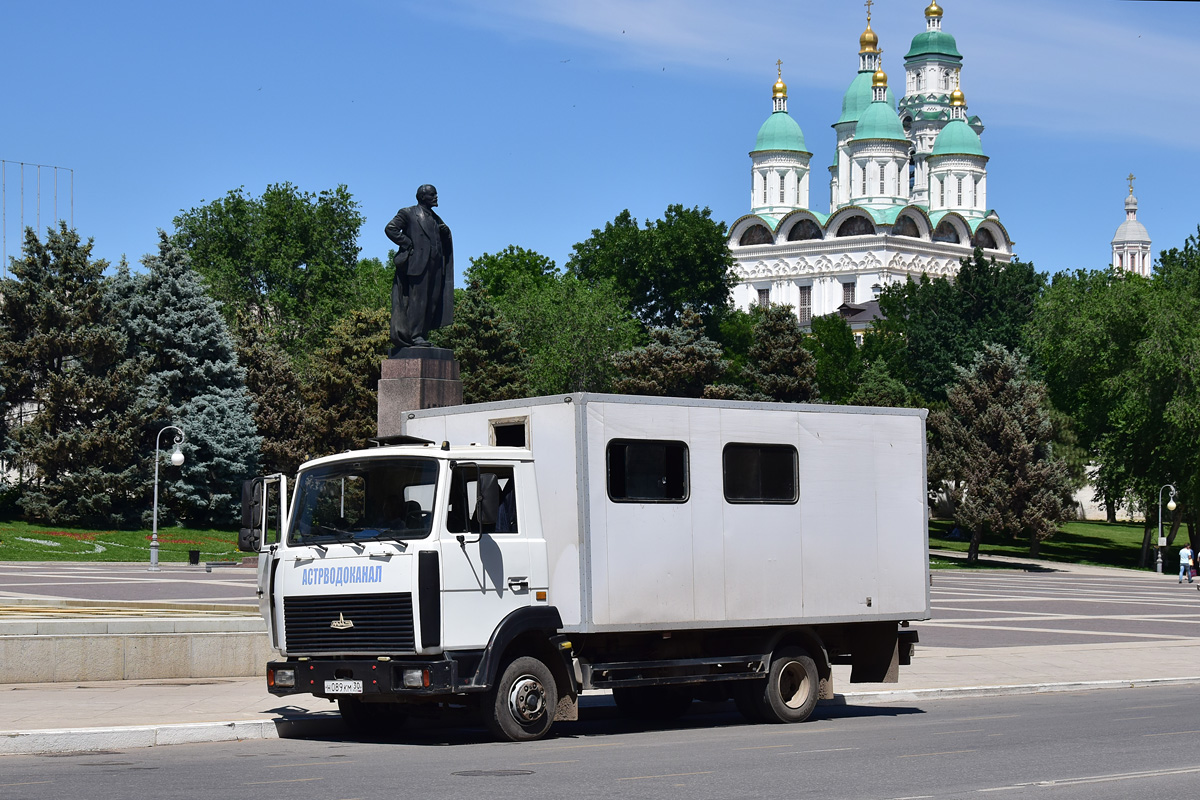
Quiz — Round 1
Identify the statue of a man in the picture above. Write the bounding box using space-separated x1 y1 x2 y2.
384 184 454 354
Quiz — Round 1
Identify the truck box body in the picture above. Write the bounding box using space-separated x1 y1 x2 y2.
403 394 930 633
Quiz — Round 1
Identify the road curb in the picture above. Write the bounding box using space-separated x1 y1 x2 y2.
826 675 1200 705
7 677 1200 756
0 715 342 756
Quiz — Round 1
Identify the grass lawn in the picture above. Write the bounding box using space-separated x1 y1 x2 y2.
928 518 1153 571
0 520 243 562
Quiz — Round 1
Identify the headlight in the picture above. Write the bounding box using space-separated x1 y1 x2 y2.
272 668 296 688
403 669 429 688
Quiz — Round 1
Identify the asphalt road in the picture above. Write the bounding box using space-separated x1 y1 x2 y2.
0 562 258 607
3 685 1198 799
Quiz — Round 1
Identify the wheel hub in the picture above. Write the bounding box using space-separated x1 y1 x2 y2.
507 675 547 722
778 661 810 709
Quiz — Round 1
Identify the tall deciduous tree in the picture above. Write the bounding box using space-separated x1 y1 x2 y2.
125 232 261 526
878 250 1044 402
0 225 154 525
804 314 862 404
466 246 557 300
612 309 727 398
567 205 735 328
929 344 1073 561
172 183 365 357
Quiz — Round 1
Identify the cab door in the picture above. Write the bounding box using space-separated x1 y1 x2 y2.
438 463 532 649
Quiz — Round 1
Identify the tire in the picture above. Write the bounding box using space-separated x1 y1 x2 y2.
612 686 693 721
337 697 406 736
483 656 558 742
738 646 819 724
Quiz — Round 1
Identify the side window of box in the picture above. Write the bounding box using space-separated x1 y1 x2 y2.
722 443 798 504
606 439 689 503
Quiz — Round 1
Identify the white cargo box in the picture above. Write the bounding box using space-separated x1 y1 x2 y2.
403 394 930 634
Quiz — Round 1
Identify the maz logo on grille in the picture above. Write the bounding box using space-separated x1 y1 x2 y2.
330 613 354 630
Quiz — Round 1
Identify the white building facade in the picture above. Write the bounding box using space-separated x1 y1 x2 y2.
729 1 1013 323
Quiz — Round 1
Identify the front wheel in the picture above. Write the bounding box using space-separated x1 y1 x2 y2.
483 656 558 742
738 646 819 724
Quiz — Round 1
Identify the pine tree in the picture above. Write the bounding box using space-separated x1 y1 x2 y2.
303 307 390 455
612 309 727 397
929 344 1073 561
431 281 529 403
746 305 819 402
848 360 915 408
0 225 155 525
125 232 261 526
236 324 309 475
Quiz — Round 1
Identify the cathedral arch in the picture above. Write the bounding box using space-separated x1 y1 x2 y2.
739 225 774 246
893 216 921 238
786 218 824 241
973 228 997 250
931 215 969 244
972 219 1012 254
834 215 875 237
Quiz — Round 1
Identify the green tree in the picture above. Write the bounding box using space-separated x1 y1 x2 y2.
302 307 390 455
498 272 641 395
0 225 155 525
172 183 365 357
745 305 819 402
567 205 735 328
124 232 261 526
431 280 530 403
848 360 915 408
929 344 1073 561
236 326 309 476
804 314 861 404
878 250 1044 402
612 309 727 397
466 246 557 299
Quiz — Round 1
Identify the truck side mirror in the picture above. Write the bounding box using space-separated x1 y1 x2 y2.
476 473 500 527
238 478 264 553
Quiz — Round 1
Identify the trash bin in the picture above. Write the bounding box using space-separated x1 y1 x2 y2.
188 549 201 565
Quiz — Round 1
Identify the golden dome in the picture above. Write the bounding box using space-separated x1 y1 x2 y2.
872 68 888 88
773 63 787 98
950 87 965 106
859 21 879 54
926 1 943 18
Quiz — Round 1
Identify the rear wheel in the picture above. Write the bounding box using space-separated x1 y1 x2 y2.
612 686 693 720
737 647 819 724
483 656 558 742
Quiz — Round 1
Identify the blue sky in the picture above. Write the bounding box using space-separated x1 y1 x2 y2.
2 0 1195 282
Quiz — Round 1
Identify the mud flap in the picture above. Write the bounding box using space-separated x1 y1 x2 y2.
850 622 900 683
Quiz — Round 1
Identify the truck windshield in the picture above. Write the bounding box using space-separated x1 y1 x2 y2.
289 457 439 546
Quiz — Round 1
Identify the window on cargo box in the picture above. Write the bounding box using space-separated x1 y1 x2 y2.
722 443 798 503
606 439 689 503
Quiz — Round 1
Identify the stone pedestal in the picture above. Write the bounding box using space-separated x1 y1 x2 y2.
377 348 463 437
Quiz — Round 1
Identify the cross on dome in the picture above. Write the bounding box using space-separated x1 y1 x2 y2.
1128 173 1136 195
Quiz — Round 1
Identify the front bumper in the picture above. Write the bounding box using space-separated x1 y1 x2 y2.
268 658 459 697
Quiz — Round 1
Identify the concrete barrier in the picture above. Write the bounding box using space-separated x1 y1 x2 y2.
0 618 274 683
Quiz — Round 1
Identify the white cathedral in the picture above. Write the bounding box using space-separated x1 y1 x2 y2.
728 1 1013 325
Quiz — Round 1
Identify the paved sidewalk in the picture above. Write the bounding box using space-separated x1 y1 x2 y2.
2 556 1199 754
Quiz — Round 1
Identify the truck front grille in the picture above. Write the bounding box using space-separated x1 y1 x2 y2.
282 592 415 654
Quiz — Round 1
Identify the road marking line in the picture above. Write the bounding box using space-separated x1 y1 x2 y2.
0 781 53 788
1111 715 1154 721
534 742 622 750
266 761 356 768
981 765 1200 790
734 744 793 750
245 777 325 785
946 714 1020 721
618 771 713 781
898 749 976 758
930 729 985 735
1143 730 1200 737
779 747 859 755
519 760 579 766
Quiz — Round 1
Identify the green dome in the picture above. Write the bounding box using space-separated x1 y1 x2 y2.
754 111 807 152
905 30 962 60
854 100 906 142
931 119 983 156
835 71 896 126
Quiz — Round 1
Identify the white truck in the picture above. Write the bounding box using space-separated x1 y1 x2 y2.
240 394 928 742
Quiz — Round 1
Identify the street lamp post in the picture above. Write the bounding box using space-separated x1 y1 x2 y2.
1156 483 1177 575
150 426 185 572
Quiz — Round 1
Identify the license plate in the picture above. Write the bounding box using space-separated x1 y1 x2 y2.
324 679 362 694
